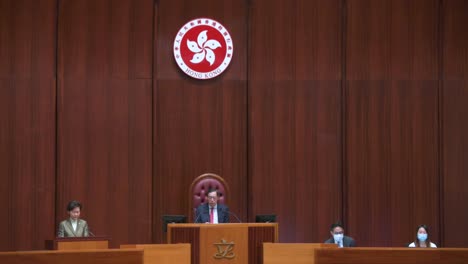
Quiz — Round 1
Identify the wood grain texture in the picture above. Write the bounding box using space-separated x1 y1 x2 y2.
0 249 143 264
0 0 57 251
315 248 468 264
249 0 343 243
442 1 468 248
248 226 278 264
263 243 337 264
345 0 440 246
120 244 191 264
443 0 468 80
56 0 153 248
346 82 439 246
347 0 439 80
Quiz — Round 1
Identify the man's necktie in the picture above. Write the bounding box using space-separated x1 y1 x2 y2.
210 207 214 223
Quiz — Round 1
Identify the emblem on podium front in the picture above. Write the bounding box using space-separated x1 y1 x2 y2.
213 239 235 259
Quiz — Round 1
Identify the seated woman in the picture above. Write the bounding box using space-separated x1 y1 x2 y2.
57 200 89 237
408 224 437 248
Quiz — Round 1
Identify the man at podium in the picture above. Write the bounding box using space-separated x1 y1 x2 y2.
195 188 230 223
57 200 89 237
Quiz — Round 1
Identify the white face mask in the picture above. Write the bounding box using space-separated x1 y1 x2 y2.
333 233 344 242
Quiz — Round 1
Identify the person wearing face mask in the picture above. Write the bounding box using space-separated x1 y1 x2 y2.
408 224 437 248
324 222 356 247
57 200 89 237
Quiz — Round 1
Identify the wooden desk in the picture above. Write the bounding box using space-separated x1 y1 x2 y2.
315 247 468 264
168 223 278 264
0 249 142 264
45 236 109 250
121 244 190 264
265 244 468 264
263 243 337 264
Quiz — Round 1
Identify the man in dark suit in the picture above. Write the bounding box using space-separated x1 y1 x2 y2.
195 188 229 223
324 222 356 247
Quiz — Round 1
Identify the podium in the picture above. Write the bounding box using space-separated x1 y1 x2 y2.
168 223 278 264
45 236 110 250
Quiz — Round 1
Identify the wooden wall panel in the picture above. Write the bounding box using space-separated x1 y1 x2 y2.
249 0 343 242
442 0 468 81
0 0 56 251
57 0 153 247
346 83 439 246
153 0 248 243
442 0 468 247
347 0 439 80
346 0 440 246
443 82 468 247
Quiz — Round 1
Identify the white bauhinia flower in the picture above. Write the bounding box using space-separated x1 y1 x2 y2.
203 39 221 50
190 50 206 64
197 31 208 48
205 49 215 66
188 30 221 66
187 40 202 53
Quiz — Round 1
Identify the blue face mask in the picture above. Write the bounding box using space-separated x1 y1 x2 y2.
417 233 428 242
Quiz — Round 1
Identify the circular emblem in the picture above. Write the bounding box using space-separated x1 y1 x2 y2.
173 18 234 80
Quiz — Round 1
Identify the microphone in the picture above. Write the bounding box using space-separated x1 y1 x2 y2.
194 208 203 223
221 208 242 223
88 226 96 237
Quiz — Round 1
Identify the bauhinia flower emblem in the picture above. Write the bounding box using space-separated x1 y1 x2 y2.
187 30 222 66
174 18 233 79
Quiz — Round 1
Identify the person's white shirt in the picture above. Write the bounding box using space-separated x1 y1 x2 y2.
408 242 437 248
336 240 343 248
70 218 78 231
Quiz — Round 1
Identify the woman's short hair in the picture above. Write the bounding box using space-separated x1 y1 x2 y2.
66 200 82 211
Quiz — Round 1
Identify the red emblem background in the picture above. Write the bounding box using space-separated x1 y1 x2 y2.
179 25 227 72
174 18 233 80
